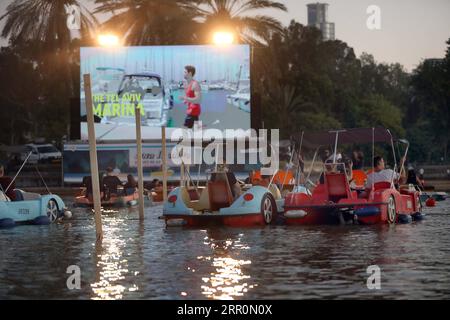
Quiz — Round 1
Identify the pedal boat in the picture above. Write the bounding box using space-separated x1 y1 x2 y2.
162 172 284 227
74 187 142 207
0 189 68 228
283 127 424 225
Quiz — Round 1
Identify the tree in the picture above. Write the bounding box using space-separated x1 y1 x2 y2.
408 38 450 162
0 1 97 143
191 0 287 44
0 47 42 144
355 94 404 137
0 0 97 54
95 0 200 45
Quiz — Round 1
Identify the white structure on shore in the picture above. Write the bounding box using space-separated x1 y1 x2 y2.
307 3 335 41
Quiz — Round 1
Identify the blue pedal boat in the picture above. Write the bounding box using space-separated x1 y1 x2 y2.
0 189 69 228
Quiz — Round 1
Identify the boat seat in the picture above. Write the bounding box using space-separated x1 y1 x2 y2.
180 187 191 204
23 192 42 200
208 180 234 212
14 189 24 201
373 181 392 190
191 187 210 212
325 172 351 203
352 170 367 188
269 184 282 200
12 189 41 201
180 187 211 212
187 188 200 201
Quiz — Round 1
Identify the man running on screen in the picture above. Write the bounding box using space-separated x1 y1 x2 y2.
180 65 201 128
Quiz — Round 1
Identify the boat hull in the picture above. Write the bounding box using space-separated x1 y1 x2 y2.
163 185 284 227
283 184 422 225
0 191 67 227
74 192 140 207
164 212 265 227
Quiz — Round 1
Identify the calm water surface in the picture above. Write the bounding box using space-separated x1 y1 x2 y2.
1 198 450 300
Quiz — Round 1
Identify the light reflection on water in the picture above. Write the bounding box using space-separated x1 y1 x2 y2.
0 199 450 299
199 234 254 300
91 217 129 300
89 208 145 300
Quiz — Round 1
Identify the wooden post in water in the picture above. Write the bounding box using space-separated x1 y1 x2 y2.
135 105 145 220
161 126 168 202
83 74 103 242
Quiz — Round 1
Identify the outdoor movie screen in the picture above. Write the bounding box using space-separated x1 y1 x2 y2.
80 45 251 140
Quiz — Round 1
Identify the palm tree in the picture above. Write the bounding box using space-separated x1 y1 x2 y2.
190 0 287 44
1 1 98 141
94 0 200 45
0 0 98 53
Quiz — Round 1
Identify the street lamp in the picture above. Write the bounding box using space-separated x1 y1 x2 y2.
212 31 234 46
97 34 120 47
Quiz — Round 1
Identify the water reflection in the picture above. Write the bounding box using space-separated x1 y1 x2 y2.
1 200 450 299
199 229 256 300
90 213 140 300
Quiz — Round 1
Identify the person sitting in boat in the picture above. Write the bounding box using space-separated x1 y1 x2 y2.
318 153 352 184
103 167 123 195
244 170 255 184
343 156 354 184
82 174 105 198
0 164 16 201
123 174 138 195
151 179 164 193
211 162 242 199
406 164 424 190
351 147 364 170
364 155 406 191
418 168 425 187
144 178 159 191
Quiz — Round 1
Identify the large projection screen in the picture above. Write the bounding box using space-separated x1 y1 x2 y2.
80 45 251 140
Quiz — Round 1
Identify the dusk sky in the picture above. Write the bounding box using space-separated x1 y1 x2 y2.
1 0 449 71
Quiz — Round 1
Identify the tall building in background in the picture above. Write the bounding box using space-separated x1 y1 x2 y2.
307 3 335 41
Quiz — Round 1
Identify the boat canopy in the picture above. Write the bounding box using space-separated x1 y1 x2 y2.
293 127 394 149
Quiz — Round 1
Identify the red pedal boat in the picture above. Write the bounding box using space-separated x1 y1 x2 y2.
74 189 141 207
283 127 424 225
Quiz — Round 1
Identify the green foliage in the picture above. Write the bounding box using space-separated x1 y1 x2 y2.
408 41 450 162
254 21 406 141
355 94 404 137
